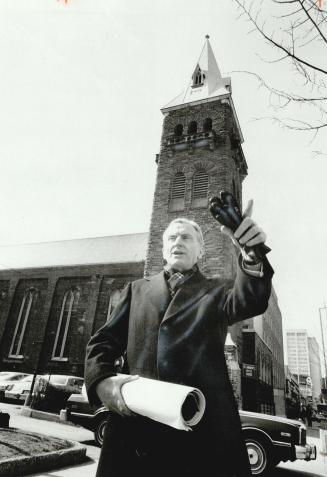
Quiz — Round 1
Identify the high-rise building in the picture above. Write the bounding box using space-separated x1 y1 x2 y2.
244 288 286 415
286 330 322 401
308 337 322 403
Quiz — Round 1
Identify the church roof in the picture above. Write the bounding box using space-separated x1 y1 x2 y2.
162 36 231 111
0 233 149 270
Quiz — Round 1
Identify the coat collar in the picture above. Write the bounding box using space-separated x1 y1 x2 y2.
147 269 210 323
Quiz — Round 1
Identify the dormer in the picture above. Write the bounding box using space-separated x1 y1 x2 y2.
192 64 206 88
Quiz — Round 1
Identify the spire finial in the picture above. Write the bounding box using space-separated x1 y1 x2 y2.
205 34 210 39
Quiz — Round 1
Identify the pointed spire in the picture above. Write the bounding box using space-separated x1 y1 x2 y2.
162 35 231 111
193 35 224 95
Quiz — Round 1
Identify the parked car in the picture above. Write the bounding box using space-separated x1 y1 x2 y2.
35 374 84 393
5 375 34 402
240 410 315 474
0 372 31 400
60 391 316 475
32 374 84 413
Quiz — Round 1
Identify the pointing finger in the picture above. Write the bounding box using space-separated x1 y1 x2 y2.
243 199 253 218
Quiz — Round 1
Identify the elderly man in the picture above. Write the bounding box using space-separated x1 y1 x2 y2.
85 201 273 477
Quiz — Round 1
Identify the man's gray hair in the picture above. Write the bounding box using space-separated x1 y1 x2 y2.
163 218 205 249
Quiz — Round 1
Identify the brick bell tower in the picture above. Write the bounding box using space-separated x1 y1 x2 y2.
144 36 248 279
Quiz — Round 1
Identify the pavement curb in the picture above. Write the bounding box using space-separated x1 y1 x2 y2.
20 406 76 426
0 440 87 477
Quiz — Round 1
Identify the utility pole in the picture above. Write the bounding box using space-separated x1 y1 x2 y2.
319 306 327 383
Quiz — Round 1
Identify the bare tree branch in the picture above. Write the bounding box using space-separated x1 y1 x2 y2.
298 0 327 43
232 0 327 144
231 70 327 102
234 0 327 75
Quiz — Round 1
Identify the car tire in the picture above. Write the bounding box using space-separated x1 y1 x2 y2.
94 415 108 447
245 437 273 476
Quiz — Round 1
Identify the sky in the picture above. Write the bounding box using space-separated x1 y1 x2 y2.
0 0 326 372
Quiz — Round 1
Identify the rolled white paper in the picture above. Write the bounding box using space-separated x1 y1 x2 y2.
120 375 206 431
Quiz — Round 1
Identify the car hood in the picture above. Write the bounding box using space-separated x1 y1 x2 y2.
239 410 303 428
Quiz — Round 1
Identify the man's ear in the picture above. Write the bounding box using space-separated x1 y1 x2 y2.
197 246 205 260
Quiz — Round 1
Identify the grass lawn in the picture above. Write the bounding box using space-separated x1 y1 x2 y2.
0 428 72 461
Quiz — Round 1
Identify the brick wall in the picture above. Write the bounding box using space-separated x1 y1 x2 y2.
0 278 49 372
0 262 144 377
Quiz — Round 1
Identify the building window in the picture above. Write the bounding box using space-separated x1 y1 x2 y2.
169 172 186 211
174 124 183 137
187 121 197 134
192 170 208 208
52 288 79 361
107 289 122 320
9 288 36 358
203 118 212 132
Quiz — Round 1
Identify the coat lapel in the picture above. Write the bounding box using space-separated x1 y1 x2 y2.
162 270 209 323
147 271 171 317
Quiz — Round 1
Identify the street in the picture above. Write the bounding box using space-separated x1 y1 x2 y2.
1 402 326 476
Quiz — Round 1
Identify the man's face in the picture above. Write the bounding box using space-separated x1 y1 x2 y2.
162 222 203 272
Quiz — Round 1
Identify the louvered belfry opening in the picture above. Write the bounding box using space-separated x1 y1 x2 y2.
192 170 208 208
170 172 186 211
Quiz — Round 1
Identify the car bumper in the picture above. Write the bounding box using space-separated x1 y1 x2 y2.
295 444 317 461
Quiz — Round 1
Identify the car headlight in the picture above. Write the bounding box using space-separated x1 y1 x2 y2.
5 385 14 391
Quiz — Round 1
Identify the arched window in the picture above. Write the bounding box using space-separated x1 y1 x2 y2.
52 288 79 361
192 170 209 208
9 288 36 358
188 121 197 134
203 118 212 132
174 124 183 137
169 172 186 211
107 289 122 320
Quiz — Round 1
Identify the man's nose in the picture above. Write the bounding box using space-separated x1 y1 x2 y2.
173 235 182 245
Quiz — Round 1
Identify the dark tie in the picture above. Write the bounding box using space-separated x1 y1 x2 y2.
167 272 186 296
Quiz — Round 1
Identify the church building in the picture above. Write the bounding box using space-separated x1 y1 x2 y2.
0 37 285 415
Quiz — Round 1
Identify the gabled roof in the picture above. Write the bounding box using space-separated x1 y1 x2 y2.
162 36 231 111
0 233 149 270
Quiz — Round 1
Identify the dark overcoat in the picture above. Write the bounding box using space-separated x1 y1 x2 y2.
85 258 273 477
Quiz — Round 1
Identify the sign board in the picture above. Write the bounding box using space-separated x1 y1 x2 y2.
242 364 256 378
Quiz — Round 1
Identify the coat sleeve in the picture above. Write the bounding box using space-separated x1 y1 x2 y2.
223 254 274 325
84 283 131 406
